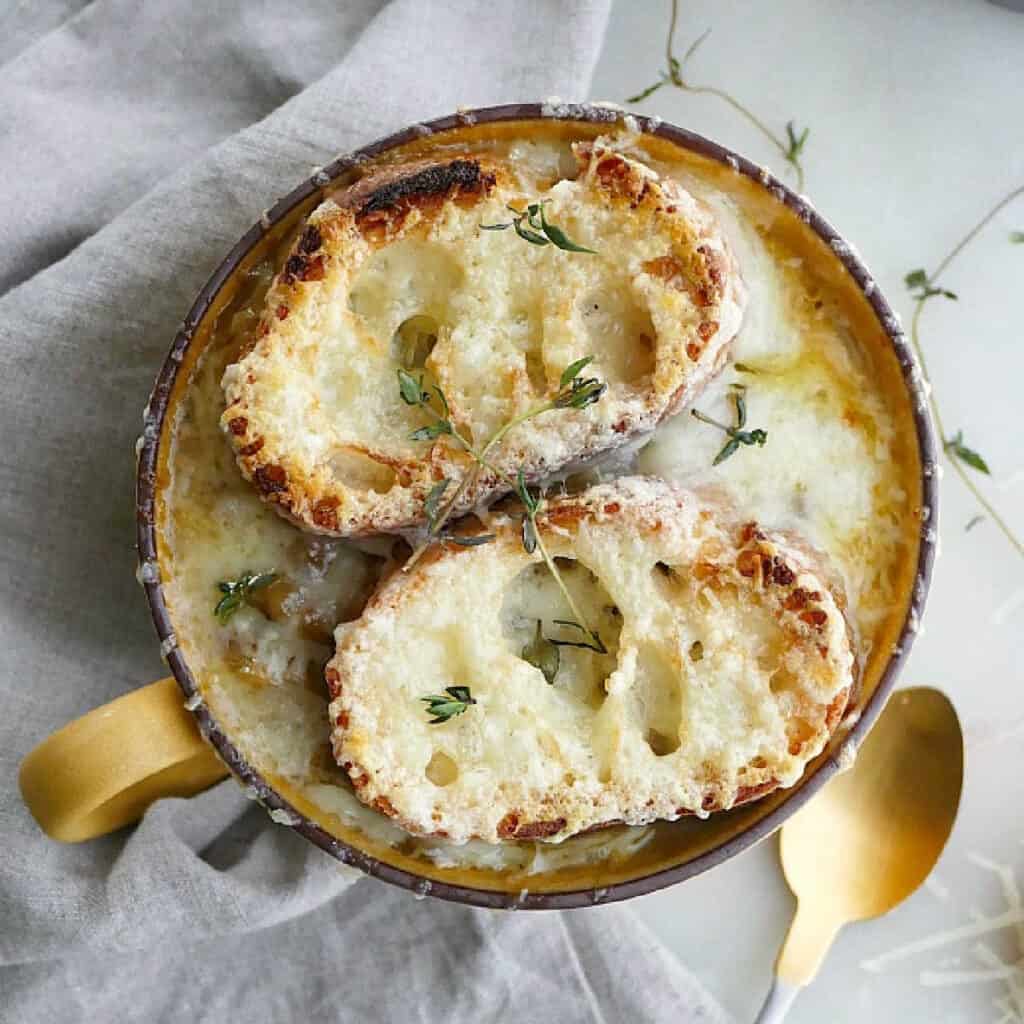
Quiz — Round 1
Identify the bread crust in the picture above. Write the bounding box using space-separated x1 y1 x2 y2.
327 477 856 844
221 143 747 536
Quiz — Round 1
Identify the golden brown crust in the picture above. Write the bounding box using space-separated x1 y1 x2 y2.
221 143 748 537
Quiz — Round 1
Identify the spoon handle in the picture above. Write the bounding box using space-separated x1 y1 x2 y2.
753 977 800 1023
753 902 841 1022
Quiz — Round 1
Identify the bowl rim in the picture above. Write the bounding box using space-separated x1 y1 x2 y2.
135 101 938 911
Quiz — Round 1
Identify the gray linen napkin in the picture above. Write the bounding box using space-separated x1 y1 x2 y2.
0 3 731 1021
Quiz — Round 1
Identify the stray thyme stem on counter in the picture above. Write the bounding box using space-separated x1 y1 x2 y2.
626 0 809 191
906 183 1024 552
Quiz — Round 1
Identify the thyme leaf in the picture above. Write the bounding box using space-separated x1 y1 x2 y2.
626 79 667 104
521 620 560 684
905 268 957 302
547 619 608 655
421 685 476 724
944 431 990 475
513 217 549 246
733 384 748 428
538 202 598 253
712 436 742 466
397 367 425 405
552 376 606 410
214 571 278 624
424 478 450 531
785 121 810 164
515 469 540 516
521 515 538 554
1011 231 1024 244
481 200 596 254
560 356 594 387
443 533 497 547
409 421 453 442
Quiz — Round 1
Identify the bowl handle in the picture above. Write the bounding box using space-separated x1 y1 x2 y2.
18 677 227 842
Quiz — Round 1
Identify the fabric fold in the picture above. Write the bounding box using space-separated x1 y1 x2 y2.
0 1 730 1020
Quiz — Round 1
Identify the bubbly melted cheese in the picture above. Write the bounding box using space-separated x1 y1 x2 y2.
157 124 920 887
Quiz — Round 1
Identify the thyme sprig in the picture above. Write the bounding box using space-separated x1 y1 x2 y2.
691 384 768 465
399 358 606 569
398 358 609 658
421 686 476 724
481 200 596 254
906 183 1024 553
625 0 809 190
213 571 277 624
515 470 607 655
944 430 990 476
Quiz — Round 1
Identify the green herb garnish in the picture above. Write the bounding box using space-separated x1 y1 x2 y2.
691 384 768 465
399 357 609 656
522 621 560 684
784 121 810 167
905 268 957 302
513 472 607 655
1011 231 1024 244
906 182 1024 560
626 1 809 190
424 478 450 531
397 366 425 406
944 430 990 475
400 356 605 564
546 619 608 655
421 686 477 725
481 200 596 254
965 515 985 533
443 533 497 547
214 571 277 624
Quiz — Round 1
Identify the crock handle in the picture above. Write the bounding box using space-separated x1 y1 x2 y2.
18 677 227 842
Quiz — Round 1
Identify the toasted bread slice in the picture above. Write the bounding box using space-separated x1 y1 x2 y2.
221 142 747 536
327 477 855 844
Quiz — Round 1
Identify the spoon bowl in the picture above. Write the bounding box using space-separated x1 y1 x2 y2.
756 686 964 1021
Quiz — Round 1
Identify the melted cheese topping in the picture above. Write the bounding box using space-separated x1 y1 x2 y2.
639 186 907 645
158 125 919 883
331 479 854 844
220 144 744 536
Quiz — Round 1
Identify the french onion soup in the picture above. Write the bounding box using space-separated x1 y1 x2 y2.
155 118 922 893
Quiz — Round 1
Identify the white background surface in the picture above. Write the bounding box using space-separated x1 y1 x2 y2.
589 2 1024 1022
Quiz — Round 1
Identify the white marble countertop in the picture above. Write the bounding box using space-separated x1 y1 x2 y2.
590 2 1024 1021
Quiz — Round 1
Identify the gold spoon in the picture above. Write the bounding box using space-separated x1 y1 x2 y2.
754 686 964 1022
